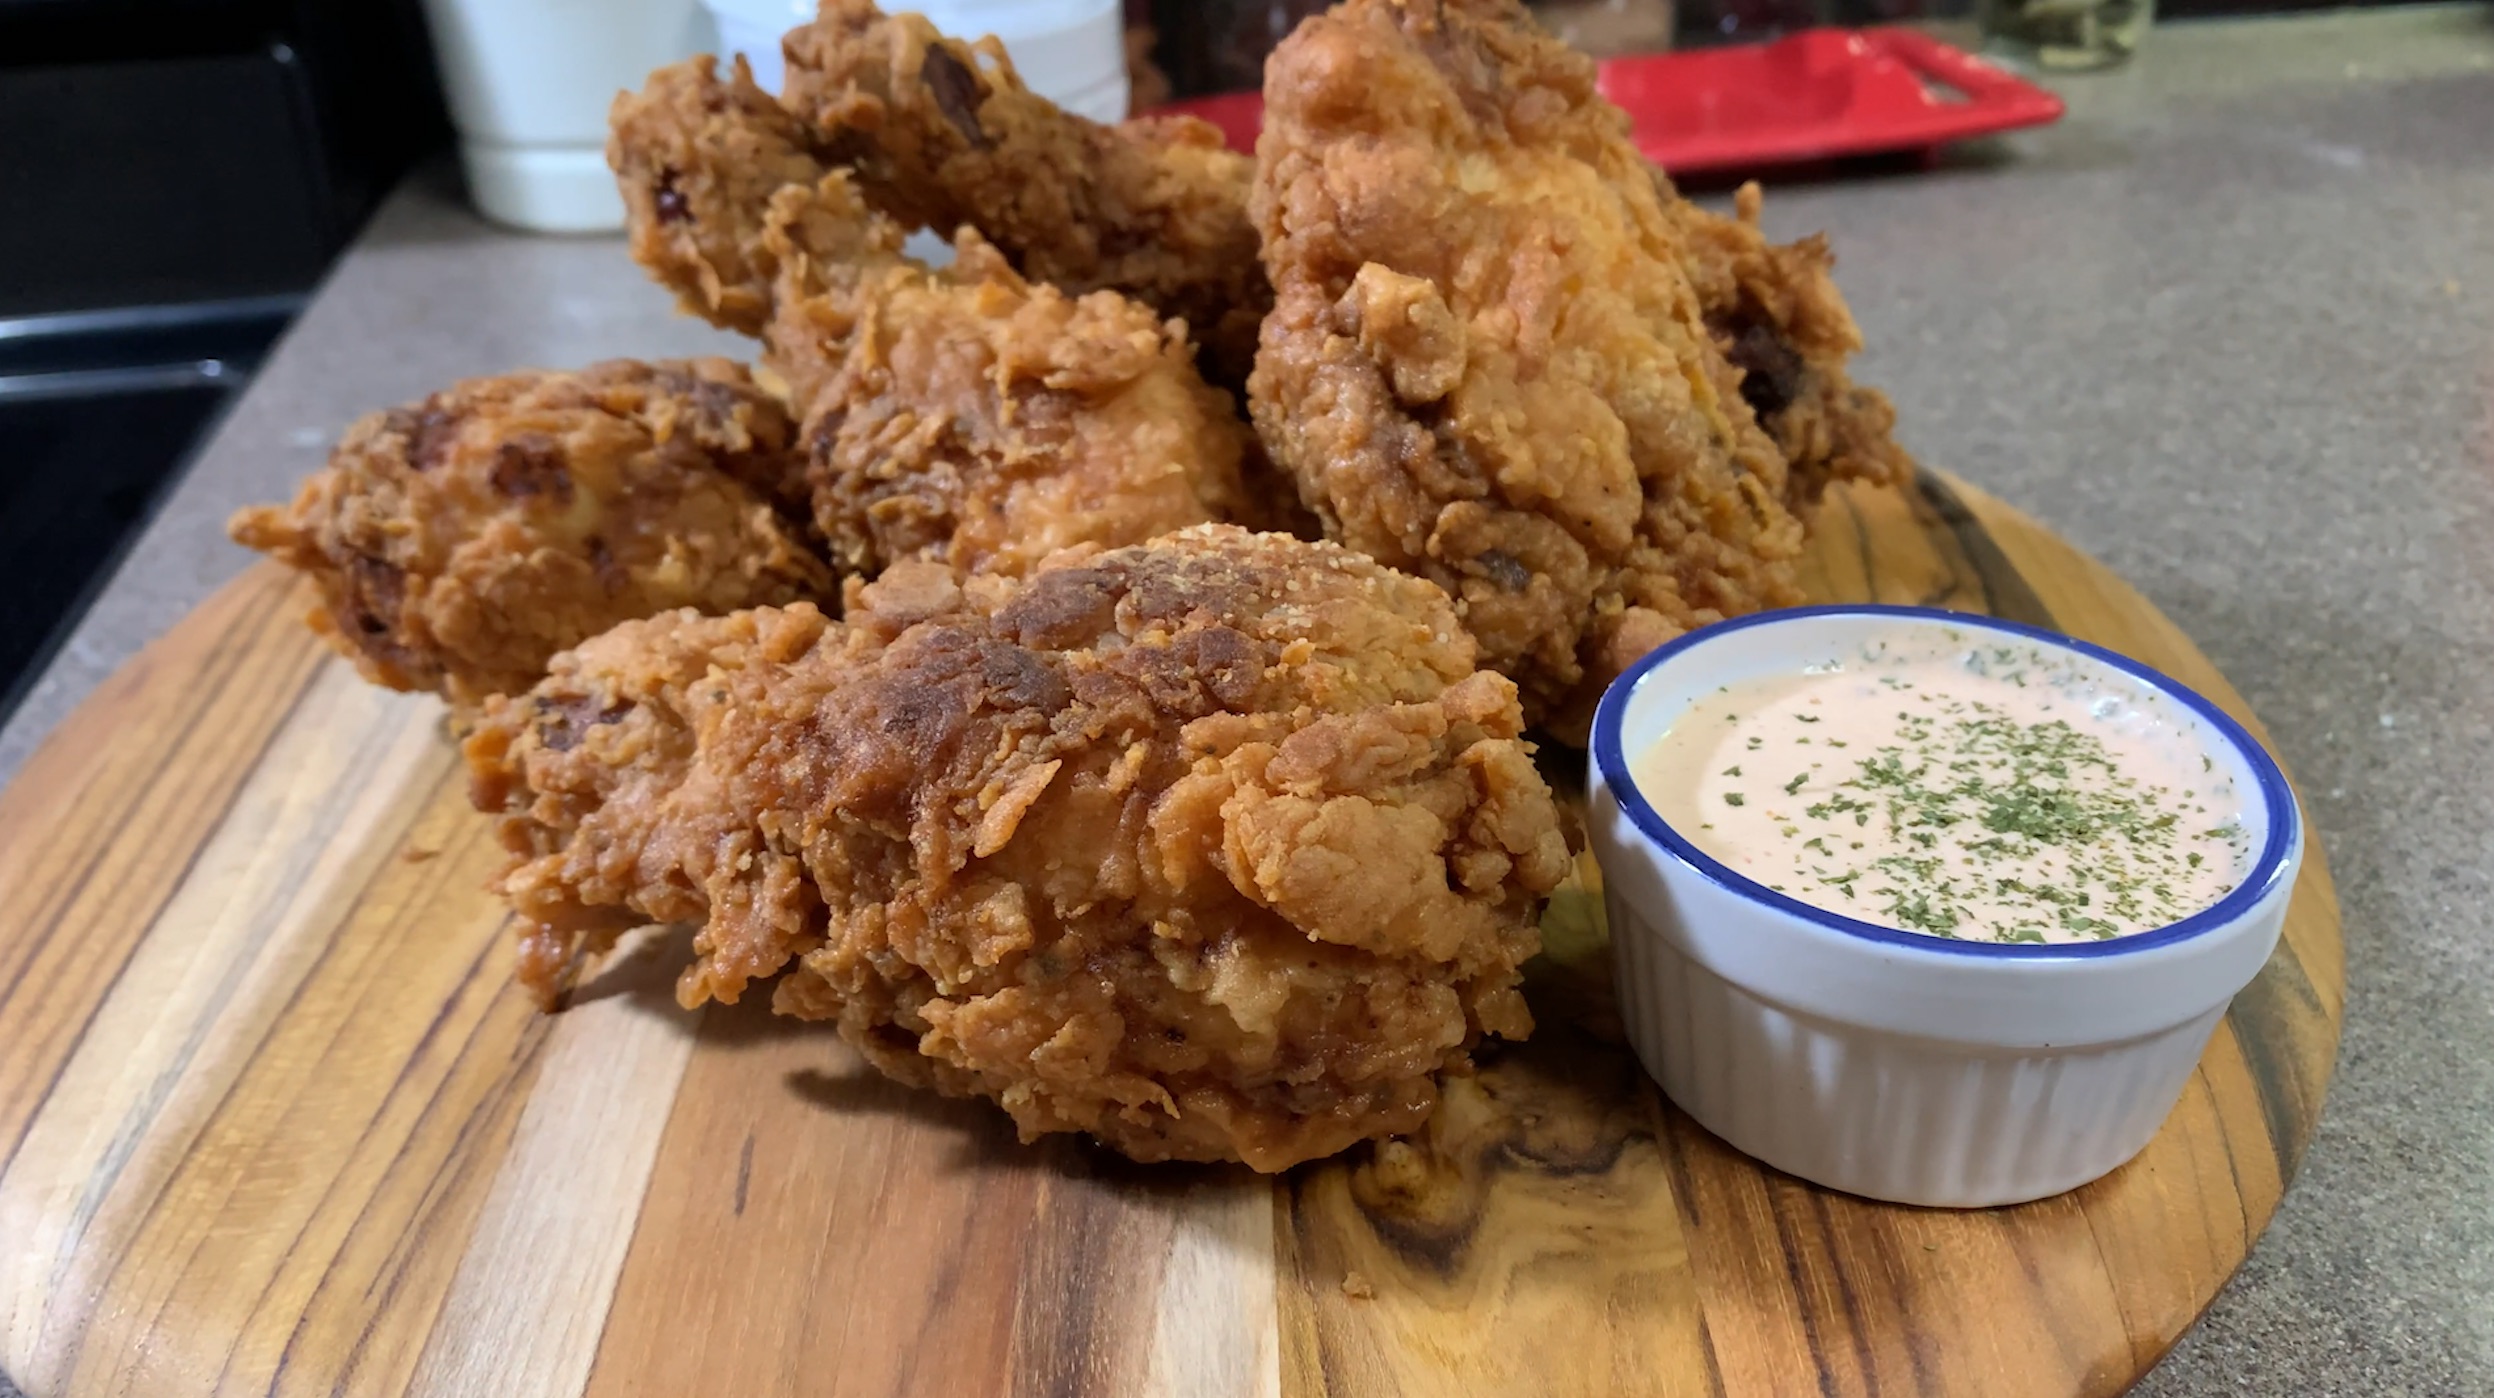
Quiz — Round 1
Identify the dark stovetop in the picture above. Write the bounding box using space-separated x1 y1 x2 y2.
0 0 443 724
0 299 294 717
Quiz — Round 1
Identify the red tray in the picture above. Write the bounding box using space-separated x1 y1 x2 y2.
1147 28 2063 177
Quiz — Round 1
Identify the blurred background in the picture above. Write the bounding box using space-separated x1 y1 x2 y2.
0 0 2450 718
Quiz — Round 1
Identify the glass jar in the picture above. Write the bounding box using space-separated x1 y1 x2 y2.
1530 0 1676 57
1979 0 2152 70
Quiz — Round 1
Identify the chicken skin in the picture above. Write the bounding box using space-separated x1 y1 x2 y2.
1669 181 1914 514
229 359 834 708
1252 0 1833 735
464 526 1571 1170
778 0 1268 389
612 57 1266 576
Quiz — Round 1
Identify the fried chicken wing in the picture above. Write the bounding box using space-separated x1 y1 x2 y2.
613 56 1264 577
466 525 1570 1170
229 359 835 708
1252 0 1816 733
608 54 831 338
777 0 1268 388
1671 181 1915 512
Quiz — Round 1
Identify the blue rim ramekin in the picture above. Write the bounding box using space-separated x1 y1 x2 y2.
1587 605 2305 1206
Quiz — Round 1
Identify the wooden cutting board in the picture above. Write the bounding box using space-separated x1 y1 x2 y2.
0 474 2342 1398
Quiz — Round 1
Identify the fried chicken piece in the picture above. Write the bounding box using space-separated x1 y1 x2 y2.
1252 0 1813 734
466 525 1571 1170
605 22 1905 501
776 0 1267 388
609 54 831 338
230 360 835 708
613 58 1263 574
464 601 841 995
758 176 1257 578
1669 180 1915 512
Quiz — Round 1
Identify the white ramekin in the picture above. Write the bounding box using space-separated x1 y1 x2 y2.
1589 606 2304 1208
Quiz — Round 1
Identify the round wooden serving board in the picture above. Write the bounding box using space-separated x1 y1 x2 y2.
0 475 2342 1398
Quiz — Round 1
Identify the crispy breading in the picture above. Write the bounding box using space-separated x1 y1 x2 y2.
759 174 1259 576
608 54 831 337
602 17 1909 525
777 0 1268 388
229 359 834 708
612 58 1268 572
1670 181 1916 512
465 526 1570 1170
1251 0 1814 734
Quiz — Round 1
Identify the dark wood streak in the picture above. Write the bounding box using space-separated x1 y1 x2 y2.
1805 1188 1884 1396
1913 472 2056 628
2186 1060 2259 1247
281 930 523 1388
1010 1151 1160 1398
2221 943 2331 1177
1767 1179 1848 1398
0 571 328 1173
1866 1206 1946 1398
732 1133 755 1217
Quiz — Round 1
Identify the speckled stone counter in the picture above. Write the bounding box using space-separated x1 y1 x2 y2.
4 9 2489 1393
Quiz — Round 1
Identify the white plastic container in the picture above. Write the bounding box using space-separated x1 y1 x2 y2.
420 0 711 233
703 0 1128 119
1588 606 2304 1208
699 0 813 92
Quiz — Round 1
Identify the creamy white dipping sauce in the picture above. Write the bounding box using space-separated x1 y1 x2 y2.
1630 627 2253 944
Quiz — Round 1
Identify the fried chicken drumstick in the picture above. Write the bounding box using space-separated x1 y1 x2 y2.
612 56 1263 578
1251 0 1903 734
465 525 1570 1169
229 359 834 708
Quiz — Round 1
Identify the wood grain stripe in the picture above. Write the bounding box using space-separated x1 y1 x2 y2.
579 993 1280 1398
1914 473 2056 627
0 566 326 1169
0 663 450 1394
405 929 702 1398
46 773 545 1398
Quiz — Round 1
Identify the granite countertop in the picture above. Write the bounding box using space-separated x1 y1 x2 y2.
4 7 2490 1393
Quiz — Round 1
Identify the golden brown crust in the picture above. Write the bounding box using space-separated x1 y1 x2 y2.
1250 0 1810 734
600 28 1907 535
611 56 1267 577
1671 181 1917 512
466 526 1569 1170
229 360 836 709
757 174 1259 577
778 0 1268 389
608 56 833 337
